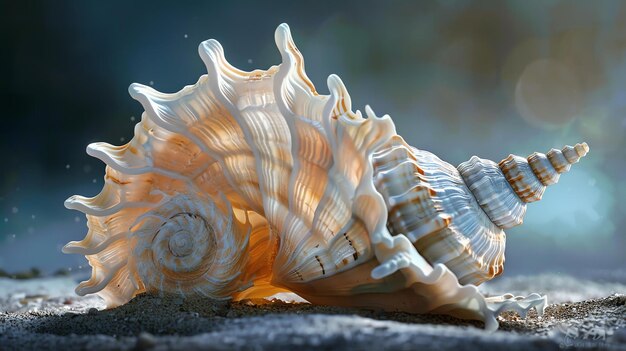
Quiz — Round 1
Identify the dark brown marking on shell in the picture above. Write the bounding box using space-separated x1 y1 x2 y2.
294 270 304 281
315 255 325 275
342 233 359 261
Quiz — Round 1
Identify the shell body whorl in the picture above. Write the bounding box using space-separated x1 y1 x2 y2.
458 156 526 229
373 136 506 286
63 23 589 330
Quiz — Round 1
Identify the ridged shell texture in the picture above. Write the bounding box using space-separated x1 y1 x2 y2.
64 24 588 330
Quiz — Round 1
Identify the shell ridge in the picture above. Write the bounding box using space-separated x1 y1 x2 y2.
397 260 501 330
199 30 309 286
200 36 275 215
65 196 155 217
275 40 360 284
128 67 258 212
196 40 268 212
62 232 127 255
76 258 128 296
269 27 401 283
276 86 340 273
86 142 152 174
273 22 311 263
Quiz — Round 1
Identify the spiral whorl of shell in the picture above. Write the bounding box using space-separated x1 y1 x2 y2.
374 140 588 286
64 23 572 330
130 193 255 299
374 137 507 286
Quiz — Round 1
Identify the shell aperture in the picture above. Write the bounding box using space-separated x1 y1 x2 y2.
64 23 588 330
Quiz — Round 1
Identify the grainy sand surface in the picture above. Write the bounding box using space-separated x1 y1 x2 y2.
0 273 625 350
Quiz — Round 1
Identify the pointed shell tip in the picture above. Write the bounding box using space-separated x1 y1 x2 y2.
274 24 292 51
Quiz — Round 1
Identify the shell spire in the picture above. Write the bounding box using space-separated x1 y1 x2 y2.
500 143 589 204
458 143 589 230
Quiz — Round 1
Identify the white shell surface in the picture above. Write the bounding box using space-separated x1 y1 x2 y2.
63 23 554 330
458 156 526 229
373 136 506 286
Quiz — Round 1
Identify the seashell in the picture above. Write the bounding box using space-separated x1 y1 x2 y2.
63 24 588 330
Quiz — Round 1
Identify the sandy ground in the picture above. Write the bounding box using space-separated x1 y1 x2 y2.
0 273 625 350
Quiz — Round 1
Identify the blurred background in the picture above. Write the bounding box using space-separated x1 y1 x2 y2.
0 0 624 280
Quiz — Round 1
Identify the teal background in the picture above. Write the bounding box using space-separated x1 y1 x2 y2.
1 0 624 278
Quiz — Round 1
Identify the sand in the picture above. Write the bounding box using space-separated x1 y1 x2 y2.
0 274 625 350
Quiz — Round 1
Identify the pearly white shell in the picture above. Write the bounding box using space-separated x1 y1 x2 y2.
64 23 588 330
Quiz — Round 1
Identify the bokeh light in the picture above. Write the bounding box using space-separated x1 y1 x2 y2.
515 59 582 128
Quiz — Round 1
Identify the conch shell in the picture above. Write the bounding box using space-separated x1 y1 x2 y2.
63 24 588 330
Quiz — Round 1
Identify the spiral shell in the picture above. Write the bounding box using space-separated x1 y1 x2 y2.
131 193 253 299
64 24 589 330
